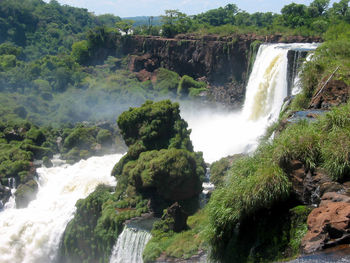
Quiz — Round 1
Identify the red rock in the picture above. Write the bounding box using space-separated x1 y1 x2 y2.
302 202 350 253
320 192 350 207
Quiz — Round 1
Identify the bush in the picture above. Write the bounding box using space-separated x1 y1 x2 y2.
153 68 180 94
177 75 207 97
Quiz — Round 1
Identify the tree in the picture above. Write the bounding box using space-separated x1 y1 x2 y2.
309 0 330 17
161 10 191 37
332 0 350 16
71 40 89 65
115 19 134 35
281 3 308 27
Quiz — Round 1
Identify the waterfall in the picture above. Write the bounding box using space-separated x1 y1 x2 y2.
291 52 315 95
182 43 318 163
0 154 122 263
109 225 152 263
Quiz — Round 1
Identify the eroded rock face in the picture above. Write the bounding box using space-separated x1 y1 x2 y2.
309 79 350 109
302 198 350 253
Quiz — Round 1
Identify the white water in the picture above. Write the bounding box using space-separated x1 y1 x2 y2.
109 226 152 263
291 52 315 95
0 154 122 263
182 43 318 163
0 42 320 263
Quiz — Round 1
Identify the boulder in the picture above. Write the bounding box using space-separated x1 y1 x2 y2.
14 179 38 208
302 201 350 253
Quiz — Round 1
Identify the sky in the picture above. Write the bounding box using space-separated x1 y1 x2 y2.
46 0 338 17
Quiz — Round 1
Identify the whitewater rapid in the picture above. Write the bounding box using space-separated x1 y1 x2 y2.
0 154 122 263
182 43 318 163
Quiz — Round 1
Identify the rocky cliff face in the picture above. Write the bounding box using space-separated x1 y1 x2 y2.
116 34 321 107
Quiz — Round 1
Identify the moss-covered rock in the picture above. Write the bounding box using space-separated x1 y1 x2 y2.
116 100 193 152
60 184 148 263
113 100 205 214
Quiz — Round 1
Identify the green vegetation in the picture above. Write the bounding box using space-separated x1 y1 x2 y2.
154 0 350 38
206 99 350 261
62 100 205 263
286 23 350 113
61 185 148 263
0 0 121 60
209 154 244 186
143 209 208 262
113 100 205 211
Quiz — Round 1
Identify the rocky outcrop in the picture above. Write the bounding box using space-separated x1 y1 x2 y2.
116 34 321 106
286 160 344 205
309 79 350 109
302 194 350 253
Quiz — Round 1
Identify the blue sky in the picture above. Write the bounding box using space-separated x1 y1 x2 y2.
48 0 338 17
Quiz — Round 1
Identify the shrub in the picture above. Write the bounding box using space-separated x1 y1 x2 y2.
153 68 180 94
177 75 207 97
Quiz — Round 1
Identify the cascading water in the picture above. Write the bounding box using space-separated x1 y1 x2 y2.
0 154 122 263
0 42 320 263
182 43 318 163
109 225 152 263
291 52 315 95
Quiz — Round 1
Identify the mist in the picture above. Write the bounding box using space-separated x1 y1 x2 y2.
180 102 268 163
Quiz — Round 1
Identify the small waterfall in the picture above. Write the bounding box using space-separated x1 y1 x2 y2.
8 177 16 189
291 52 316 95
109 225 152 263
0 154 122 263
182 43 318 163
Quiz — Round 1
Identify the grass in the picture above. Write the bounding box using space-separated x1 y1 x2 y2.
143 209 208 263
206 97 350 261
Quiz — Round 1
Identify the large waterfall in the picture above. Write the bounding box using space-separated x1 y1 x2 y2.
0 154 122 263
0 42 319 263
183 43 318 163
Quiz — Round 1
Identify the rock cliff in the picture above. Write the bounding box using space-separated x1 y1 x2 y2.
115 34 321 106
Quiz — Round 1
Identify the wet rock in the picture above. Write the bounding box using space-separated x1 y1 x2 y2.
43 156 53 168
302 201 350 253
287 161 339 205
162 202 188 233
